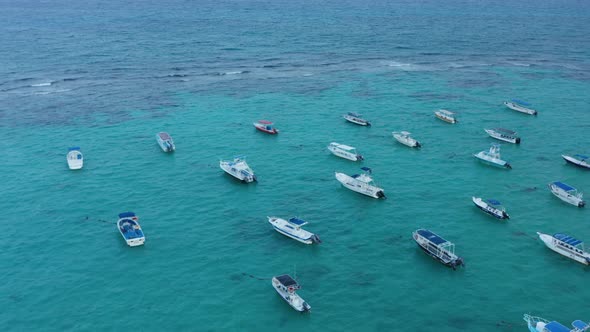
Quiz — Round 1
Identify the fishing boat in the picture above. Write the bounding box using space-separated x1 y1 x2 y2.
66 147 83 170
117 212 145 247
412 229 464 270
484 128 521 144
335 167 385 199
272 274 311 312
392 131 421 148
562 154 590 170
267 216 321 245
220 156 257 183
434 110 458 124
253 120 279 134
536 232 590 265
327 142 364 161
156 132 175 152
504 99 538 115
472 197 510 220
524 314 589 332
343 112 371 126
474 143 512 169
548 181 585 207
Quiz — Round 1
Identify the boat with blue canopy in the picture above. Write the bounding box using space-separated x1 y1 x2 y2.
66 147 83 170
548 181 585 207
524 314 589 332
343 112 371 126
562 154 590 170
472 197 510 219
536 232 590 265
474 143 511 169
267 216 321 245
412 229 464 269
504 99 538 115
117 212 145 247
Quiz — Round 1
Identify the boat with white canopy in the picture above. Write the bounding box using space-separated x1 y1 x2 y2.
524 314 589 332
536 232 590 265
267 216 321 245
474 143 511 169
66 147 84 170
335 167 385 199
412 229 464 270
504 99 538 115
434 110 457 124
392 131 421 148
343 112 371 126
484 128 521 144
328 142 364 161
220 156 257 183
548 181 585 207
272 274 311 312
562 154 590 170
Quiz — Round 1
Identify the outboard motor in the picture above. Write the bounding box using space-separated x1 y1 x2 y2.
503 211 510 219
415 142 422 148
357 154 364 161
302 302 311 312
311 235 322 244
515 137 521 144
376 191 386 199
505 163 512 169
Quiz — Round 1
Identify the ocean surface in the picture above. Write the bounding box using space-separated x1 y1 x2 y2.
1 0 589 330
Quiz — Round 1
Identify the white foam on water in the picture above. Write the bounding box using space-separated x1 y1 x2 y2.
31 82 52 87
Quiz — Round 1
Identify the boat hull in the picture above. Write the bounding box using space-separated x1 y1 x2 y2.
117 217 145 247
254 123 278 134
268 217 319 245
344 115 370 126
220 161 256 183
474 153 511 169
537 233 590 265
272 278 311 312
328 146 363 161
335 172 385 199
67 151 84 170
484 129 520 144
548 184 585 207
393 134 421 148
504 101 537 115
472 197 509 219
562 155 590 169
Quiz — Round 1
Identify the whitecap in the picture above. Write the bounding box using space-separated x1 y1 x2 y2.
31 82 52 87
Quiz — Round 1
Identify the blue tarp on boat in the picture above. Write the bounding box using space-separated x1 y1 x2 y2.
417 229 447 245
487 199 502 206
289 218 307 226
572 320 589 330
574 154 589 160
118 212 136 219
554 233 582 246
544 321 571 332
512 99 531 106
553 181 576 192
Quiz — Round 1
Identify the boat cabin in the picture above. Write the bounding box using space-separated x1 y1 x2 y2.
288 218 308 229
257 120 275 131
553 234 586 255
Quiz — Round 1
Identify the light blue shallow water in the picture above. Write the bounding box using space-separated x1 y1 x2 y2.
1 0 589 331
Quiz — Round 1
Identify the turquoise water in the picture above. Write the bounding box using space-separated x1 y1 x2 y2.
2 0 590 331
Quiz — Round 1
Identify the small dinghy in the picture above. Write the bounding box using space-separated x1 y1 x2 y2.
472 197 510 220
434 110 458 124
484 128 521 144
536 232 590 265
67 147 83 170
504 99 537 115
562 154 590 170
272 274 311 312
253 120 279 134
524 314 589 332
343 112 371 126
392 131 421 148
117 212 145 247
156 132 175 152
548 181 585 207
220 156 257 183
335 167 385 199
268 217 321 245
474 143 511 169
327 142 364 161
412 229 464 270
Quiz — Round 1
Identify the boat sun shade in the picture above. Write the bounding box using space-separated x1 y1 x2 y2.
417 229 447 245
276 275 299 287
553 181 576 192
118 212 136 219
68 147 81 151
553 234 583 246
512 99 531 106
486 199 502 206
288 218 307 226
543 321 571 332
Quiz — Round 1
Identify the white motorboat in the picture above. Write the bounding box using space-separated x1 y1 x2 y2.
272 274 311 312
66 147 84 170
392 131 421 148
504 99 537 115
472 197 510 220
343 112 371 126
327 142 364 161
253 120 279 134
536 232 590 265
335 167 385 199
117 212 145 247
434 110 457 124
474 143 511 169
484 128 521 144
268 217 321 245
220 157 257 183
524 314 589 332
548 181 585 207
156 132 175 152
562 154 590 170
412 229 464 270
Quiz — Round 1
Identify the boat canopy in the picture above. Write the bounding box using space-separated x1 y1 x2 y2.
257 120 273 125
118 212 136 219
486 199 502 206
330 143 356 151
574 154 589 160
275 275 299 288
543 321 571 332
158 132 172 140
553 233 583 246
68 147 81 151
288 218 308 227
572 320 589 331
512 99 531 106
494 128 517 135
347 112 361 117
400 131 411 136
417 229 447 245
360 167 372 173
553 181 576 192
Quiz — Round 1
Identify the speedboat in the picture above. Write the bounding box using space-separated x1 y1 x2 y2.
220 156 257 183
253 120 279 134
434 110 457 124
474 143 511 169
335 167 385 199
548 181 585 207
562 154 590 170
272 274 311 312
472 197 510 220
392 131 421 148
267 216 321 245
504 99 538 115
536 232 590 265
327 142 364 161
66 147 83 170
524 314 589 332
412 229 464 270
484 128 521 144
156 132 175 152
343 112 371 126
117 212 145 247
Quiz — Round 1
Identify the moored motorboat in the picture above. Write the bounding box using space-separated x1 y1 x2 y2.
504 99 537 115
472 197 510 220
343 112 371 126
335 167 385 199
548 181 585 207
66 147 83 170
272 274 311 312
117 212 145 247
253 120 279 134
392 131 421 148
220 156 257 183
156 132 175 152
536 232 590 265
327 142 364 161
524 314 589 332
562 154 590 170
434 109 458 124
474 143 511 169
412 229 464 269
484 128 521 144
267 216 321 245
